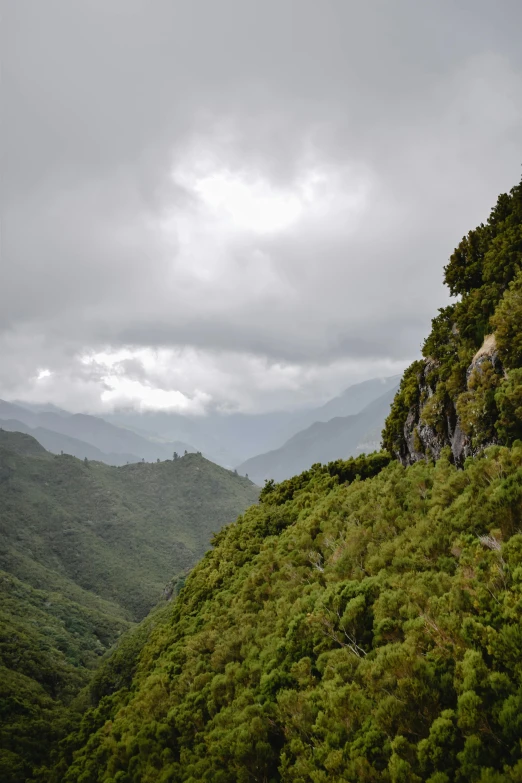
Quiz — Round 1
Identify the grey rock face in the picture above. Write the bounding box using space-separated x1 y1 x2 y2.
399 335 502 466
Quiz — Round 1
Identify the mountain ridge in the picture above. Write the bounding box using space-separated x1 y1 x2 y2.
0 431 259 619
237 383 398 484
0 400 196 464
0 418 142 465
3 376 401 470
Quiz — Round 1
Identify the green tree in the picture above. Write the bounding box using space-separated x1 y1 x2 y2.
491 268 522 369
495 368 522 444
455 359 502 447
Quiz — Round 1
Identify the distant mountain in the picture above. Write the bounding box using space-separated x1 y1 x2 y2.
0 400 195 464
12 400 71 416
237 384 398 485
105 409 242 467
301 375 401 425
0 428 48 456
106 376 401 463
4 376 400 469
0 418 142 464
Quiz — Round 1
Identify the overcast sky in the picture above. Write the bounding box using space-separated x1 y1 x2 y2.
1 0 521 414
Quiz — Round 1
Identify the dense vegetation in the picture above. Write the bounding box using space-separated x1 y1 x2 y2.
0 571 131 783
0 432 258 782
382 176 522 464
0 433 258 620
49 445 522 782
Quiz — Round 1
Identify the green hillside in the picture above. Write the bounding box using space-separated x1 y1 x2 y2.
50 447 522 783
0 434 259 620
0 570 131 783
0 433 258 782
45 175 522 783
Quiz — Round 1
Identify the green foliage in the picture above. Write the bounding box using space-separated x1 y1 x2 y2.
0 435 258 620
381 361 423 455
422 305 460 368
0 433 258 782
0 570 131 783
52 445 522 782
495 369 522 445
455 360 503 448
444 182 522 300
491 268 522 369
259 451 392 506
441 176 522 346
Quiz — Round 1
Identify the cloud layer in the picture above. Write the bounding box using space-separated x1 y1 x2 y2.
2 0 522 412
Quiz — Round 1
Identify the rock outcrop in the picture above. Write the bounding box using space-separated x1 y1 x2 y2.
382 174 522 467
397 334 503 467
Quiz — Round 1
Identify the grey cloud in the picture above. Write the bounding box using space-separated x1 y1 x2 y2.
1 0 522 411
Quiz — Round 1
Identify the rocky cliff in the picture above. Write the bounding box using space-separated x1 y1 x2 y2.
383 176 522 465
394 334 504 466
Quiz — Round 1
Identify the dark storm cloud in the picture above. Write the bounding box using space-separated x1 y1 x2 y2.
1 0 522 411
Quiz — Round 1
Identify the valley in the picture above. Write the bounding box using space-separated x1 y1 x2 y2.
0 432 258 781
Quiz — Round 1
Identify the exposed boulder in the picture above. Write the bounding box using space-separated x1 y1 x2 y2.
466 333 501 380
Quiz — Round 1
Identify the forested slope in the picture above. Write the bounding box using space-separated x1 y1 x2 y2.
0 571 131 783
0 433 258 782
0 435 258 619
52 447 522 783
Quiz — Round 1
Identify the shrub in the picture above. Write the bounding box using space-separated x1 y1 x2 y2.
495 369 522 444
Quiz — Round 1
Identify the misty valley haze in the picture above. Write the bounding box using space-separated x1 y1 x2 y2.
0 375 399 474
